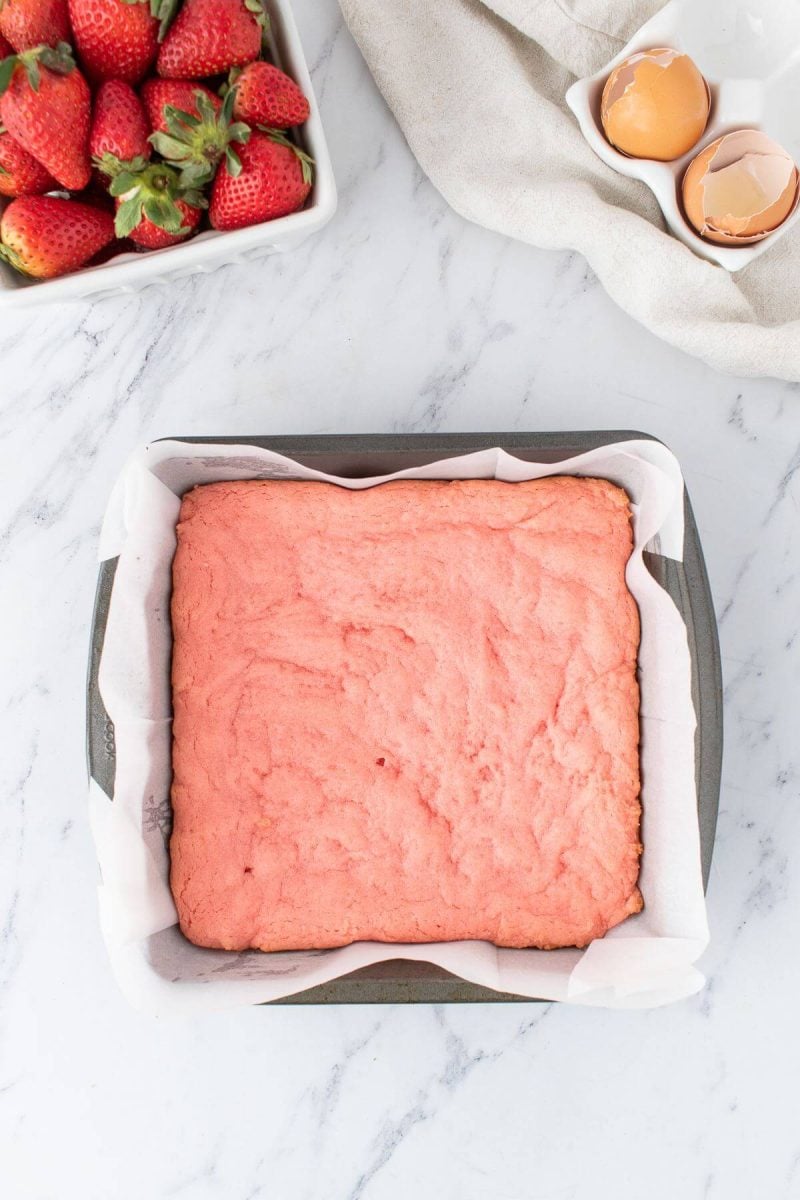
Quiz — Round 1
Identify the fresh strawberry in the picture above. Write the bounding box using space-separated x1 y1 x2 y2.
140 76 218 135
0 0 70 53
0 193 115 276
0 44 91 190
101 154 205 247
230 61 309 130
68 0 176 84
0 32 11 55
149 85 248 187
124 196 200 247
90 80 150 175
157 0 264 80
209 127 312 230
0 122 56 194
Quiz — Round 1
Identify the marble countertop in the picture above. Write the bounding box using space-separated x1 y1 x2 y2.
1 2 798 1197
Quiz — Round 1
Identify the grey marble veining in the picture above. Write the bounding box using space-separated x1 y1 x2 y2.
1 1 799 1197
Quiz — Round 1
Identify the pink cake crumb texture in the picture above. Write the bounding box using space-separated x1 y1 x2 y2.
169 477 642 952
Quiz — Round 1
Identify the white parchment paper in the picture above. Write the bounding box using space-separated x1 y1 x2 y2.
90 440 709 1014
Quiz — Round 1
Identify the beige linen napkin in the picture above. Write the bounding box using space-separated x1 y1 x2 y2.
339 0 800 381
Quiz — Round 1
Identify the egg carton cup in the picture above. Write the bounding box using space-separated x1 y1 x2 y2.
0 0 337 308
565 0 800 272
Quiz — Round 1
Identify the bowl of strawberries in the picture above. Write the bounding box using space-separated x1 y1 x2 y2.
0 0 336 305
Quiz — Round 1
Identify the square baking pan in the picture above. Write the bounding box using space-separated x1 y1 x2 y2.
86 431 722 1005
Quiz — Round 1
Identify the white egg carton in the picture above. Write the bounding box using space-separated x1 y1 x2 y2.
566 0 800 271
0 0 337 307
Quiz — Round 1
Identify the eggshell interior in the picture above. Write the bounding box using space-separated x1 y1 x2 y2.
682 129 800 245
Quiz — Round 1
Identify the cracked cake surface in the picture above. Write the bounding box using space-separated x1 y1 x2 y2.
169 476 642 952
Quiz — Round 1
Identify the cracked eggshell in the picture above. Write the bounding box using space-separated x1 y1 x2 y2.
601 48 710 161
682 129 800 245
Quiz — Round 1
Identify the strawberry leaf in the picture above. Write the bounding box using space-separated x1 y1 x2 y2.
221 66 243 100
114 194 144 239
258 126 315 185
101 153 150 188
149 132 190 160
174 160 214 189
165 103 201 131
93 152 124 180
245 0 267 31
109 171 140 196
143 193 185 233
219 87 235 124
152 0 180 42
183 188 207 210
225 145 242 177
92 152 118 176
19 53 41 92
0 56 18 96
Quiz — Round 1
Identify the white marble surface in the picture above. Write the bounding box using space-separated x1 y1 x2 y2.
1 2 799 1197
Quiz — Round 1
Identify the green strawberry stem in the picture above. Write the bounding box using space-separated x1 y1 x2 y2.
258 126 315 186
150 88 250 188
98 155 206 238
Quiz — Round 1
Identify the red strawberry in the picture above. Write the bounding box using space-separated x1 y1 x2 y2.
90 80 150 171
125 194 200 247
0 193 115 276
157 0 264 80
68 0 172 84
0 0 70 53
0 33 11 55
230 62 309 130
140 76 219 135
103 154 204 247
209 128 312 231
0 44 92 191
0 122 56 193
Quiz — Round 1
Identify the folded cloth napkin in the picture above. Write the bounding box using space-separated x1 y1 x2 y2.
339 0 800 381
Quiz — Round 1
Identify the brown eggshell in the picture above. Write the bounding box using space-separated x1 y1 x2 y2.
682 130 800 245
601 48 710 161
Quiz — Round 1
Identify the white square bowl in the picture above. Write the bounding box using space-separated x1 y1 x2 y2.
565 0 800 272
0 0 337 308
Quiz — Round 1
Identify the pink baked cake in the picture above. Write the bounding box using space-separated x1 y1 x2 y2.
169 477 642 952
